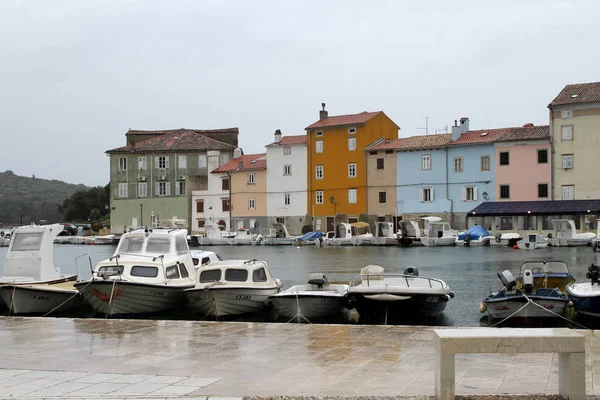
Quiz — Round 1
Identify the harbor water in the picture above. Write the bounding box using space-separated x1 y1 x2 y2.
1 243 598 326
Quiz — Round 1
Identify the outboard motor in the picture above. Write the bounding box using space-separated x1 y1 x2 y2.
403 266 419 276
586 264 600 285
464 233 471 247
522 269 534 294
308 273 328 288
497 270 516 291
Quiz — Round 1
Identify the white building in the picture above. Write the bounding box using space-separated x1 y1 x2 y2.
190 148 240 235
265 130 307 235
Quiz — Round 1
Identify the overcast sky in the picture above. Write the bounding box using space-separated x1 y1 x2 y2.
1 0 599 187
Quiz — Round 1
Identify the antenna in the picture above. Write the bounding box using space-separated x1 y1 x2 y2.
417 117 429 135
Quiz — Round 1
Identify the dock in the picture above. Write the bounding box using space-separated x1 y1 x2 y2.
0 317 599 398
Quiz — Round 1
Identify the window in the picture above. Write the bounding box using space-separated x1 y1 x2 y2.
155 156 169 169
276 217 285 224
196 201 204 213
348 163 357 178
316 165 323 179
146 236 171 253
283 146 291 155
156 182 170 196
348 138 356 151
422 155 431 170
97 265 123 276
377 158 384 170
348 189 357 204
561 125 573 141
541 215 557 230
379 192 386 203
220 153 230 166
198 154 207 168
200 269 221 283
499 152 509 166
11 232 42 251
248 198 256 209
500 216 513 230
118 183 128 198
253 268 268 282
176 181 185 196
165 265 180 280
222 178 230 191
561 110 572 118
197 219 205 228
222 199 230 211
138 156 147 171
453 157 464 173
119 157 127 171
519 215 537 231
561 154 573 169
420 187 433 202
538 183 549 198
462 186 477 201
537 149 548 164
178 155 187 169
480 155 490 171
248 173 255 184
348 127 356 134
118 236 144 253
283 165 291 175
175 236 188 254
500 185 510 199
316 131 323 137
179 264 189 278
562 185 574 200
138 182 147 198
284 193 290 205
131 266 159 278
316 191 323 204
316 140 323 153
225 269 248 282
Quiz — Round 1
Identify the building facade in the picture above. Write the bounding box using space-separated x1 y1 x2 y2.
549 82 600 200
265 131 307 235
305 105 399 232
106 128 238 234
365 140 398 223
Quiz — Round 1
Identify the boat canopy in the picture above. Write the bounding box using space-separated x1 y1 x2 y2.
519 260 569 274
458 225 491 241
350 222 370 228
297 231 325 241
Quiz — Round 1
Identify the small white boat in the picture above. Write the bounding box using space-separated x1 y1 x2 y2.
0 231 11 247
1 281 87 315
455 225 492 246
516 234 549 250
184 259 282 318
421 219 457 247
93 234 116 245
197 222 235 246
490 232 522 247
190 249 222 269
75 228 197 316
567 264 600 317
269 273 348 322
373 222 399 246
326 222 374 246
257 223 297 245
550 219 595 247
397 220 422 246
226 228 256 245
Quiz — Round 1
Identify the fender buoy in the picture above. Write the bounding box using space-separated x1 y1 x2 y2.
513 245 518 249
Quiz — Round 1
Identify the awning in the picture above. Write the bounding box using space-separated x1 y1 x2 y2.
350 222 370 228
467 200 600 217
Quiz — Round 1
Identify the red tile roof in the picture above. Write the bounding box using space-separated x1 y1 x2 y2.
549 82 600 107
449 128 508 146
449 125 549 146
266 134 307 147
370 134 451 151
124 128 239 147
106 130 236 154
306 111 383 130
212 153 266 173
495 125 550 142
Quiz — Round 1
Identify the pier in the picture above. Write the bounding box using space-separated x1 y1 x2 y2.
1 317 600 398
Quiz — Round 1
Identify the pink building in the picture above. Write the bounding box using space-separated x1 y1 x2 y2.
494 124 551 201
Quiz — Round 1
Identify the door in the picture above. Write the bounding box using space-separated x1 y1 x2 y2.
326 217 334 233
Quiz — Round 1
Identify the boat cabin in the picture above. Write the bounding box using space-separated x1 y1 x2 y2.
426 221 454 239
272 223 291 238
375 222 395 238
190 250 222 268
194 259 280 289
515 260 574 291
350 222 371 236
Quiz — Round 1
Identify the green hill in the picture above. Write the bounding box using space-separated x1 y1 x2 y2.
0 170 90 226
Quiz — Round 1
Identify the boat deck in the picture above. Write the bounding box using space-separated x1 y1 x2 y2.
1 317 600 398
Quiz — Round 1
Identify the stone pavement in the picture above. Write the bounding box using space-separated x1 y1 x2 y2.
0 317 600 398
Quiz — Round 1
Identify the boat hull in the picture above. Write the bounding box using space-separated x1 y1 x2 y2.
0 285 87 315
347 292 450 321
517 241 549 249
422 237 456 247
185 286 280 317
270 294 346 321
484 297 568 319
567 283 600 317
75 280 191 316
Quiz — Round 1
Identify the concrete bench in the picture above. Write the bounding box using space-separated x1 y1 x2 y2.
433 328 585 400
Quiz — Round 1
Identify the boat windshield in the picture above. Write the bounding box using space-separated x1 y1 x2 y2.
520 261 569 274
11 232 43 251
146 236 172 253
118 236 145 253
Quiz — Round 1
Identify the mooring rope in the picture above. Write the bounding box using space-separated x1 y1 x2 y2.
42 280 94 317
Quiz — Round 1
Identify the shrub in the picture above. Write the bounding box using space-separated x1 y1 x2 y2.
301 224 313 234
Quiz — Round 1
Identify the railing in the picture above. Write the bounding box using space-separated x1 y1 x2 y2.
348 273 446 289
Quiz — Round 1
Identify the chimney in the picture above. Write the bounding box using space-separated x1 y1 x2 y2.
319 103 328 120
451 117 470 141
274 129 282 143
523 123 534 127
238 160 243 170
233 147 243 158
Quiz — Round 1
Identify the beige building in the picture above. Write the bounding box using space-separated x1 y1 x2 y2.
213 153 267 231
549 82 600 200
365 139 398 223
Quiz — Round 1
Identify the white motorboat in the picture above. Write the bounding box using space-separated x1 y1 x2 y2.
346 265 454 322
184 259 282 318
397 220 422 246
93 234 116 245
490 232 522 247
0 231 10 247
516 234 549 250
190 249 222 269
74 228 197 316
269 273 348 322
197 222 235 246
455 225 491 246
1 281 87 315
0 224 80 314
326 222 374 246
567 263 600 317
550 219 595 247
226 228 256 245
373 222 399 246
421 220 457 247
257 223 297 245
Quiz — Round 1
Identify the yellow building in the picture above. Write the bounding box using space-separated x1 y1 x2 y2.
549 82 600 200
305 105 399 232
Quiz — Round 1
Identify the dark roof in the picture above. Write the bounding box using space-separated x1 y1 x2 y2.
125 128 239 147
106 130 236 154
370 134 451 151
265 135 307 147
449 125 549 146
468 200 600 216
549 82 600 107
212 153 266 173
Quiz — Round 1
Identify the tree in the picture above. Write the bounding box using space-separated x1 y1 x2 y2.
59 184 110 222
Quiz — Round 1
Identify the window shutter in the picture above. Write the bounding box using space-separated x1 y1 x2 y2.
473 186 478 201
431 188 435 201
155 182 159 196
165 157 170 169
419 188 424 202
166 182 171 196
154 157 159 169
461 187 467 201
